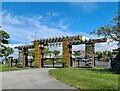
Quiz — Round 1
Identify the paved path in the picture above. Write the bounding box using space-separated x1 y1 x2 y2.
1 68 76 89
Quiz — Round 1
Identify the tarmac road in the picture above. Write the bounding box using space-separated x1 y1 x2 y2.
1 68 76 89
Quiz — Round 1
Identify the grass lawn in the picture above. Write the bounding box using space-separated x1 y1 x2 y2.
0 65 33 72
49 68 119 90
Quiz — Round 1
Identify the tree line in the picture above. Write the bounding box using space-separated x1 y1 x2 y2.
0 27 14 62
28 48 60 59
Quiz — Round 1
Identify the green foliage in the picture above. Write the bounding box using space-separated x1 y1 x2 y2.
0 30 10 44
44 60 53 65
90 11 120 65
44 48 52 58
95 51 112 61
28 49 34 57
49 68 118 90
44 48 60 58
95 51 102 55
73 51 81 58
44 59 62 65
0 29 12 58
90 12 120 41
96 50 112 56
44 48 49 54
1 46 14 58
108 50 112 56
17 50 22 62
52 50 60 58
90 11 120 41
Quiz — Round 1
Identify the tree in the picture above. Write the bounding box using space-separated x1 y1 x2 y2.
44 48 52 58
90 11 120 72
0 27 14 62
95 51 102 56
107 50 112 61
28 49 34 62
1 47 14 61
28 49 34 66
95 51 103 61
103 50 108 56
98 53 102 61
73 51 81 58
28 49 34 57
90 11 120 52
44 48 49 57
90 11 120 51
0 28 10 44
90 12 120 41
102 50 112 57
0 27 12 58
52 50 60 58
18 50 23 62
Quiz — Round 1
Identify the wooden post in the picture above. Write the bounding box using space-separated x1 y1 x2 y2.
62 39 72 67
40 45 44 68
92 44 95 67
23 48 28 67
68 45 72 67
34 41 40 68
62 39 69 67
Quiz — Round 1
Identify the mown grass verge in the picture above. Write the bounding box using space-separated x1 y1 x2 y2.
0 65 33 72
49 68 119 91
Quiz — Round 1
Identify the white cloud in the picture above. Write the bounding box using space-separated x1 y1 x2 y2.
47 12 59 17
58 23 68 30
2 10 119 58
2 11 70 44
71 2 104 13
95 41 118 52
56 20 68 30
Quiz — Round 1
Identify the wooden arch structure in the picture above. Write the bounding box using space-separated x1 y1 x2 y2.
15 35 107 68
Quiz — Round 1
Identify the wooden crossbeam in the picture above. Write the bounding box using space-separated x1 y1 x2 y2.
31 35 82 44
58 37 62 42
15 36 107 49
69 38 107 45
15 38 107 49
14 45 34 49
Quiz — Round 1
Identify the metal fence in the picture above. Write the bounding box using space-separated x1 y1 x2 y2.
73 61 111 68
